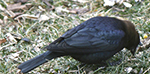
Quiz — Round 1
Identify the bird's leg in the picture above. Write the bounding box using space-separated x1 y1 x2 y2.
79 63 86 67
107 59 122 66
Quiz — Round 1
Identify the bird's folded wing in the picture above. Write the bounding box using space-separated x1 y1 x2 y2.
48 26 125 54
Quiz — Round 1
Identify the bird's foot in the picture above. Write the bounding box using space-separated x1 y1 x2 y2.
107 59 122 66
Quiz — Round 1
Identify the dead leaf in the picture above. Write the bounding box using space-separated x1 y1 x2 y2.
0 34 22 50
6 33 22 43
6 33 17 43
8 51 23 61
123 2 132 8
115 0 124 4
14 13 50 21
12 13 23 19
72 0 89 3
69 8 90 14
103 0 115 6
38 6 46 11
14 14 38 20
14 0 28 3
7 3 32 11
0 5 15 17
0 38 6 45
103 0 135 7
125 67 133 73
55 6 70 13
135 0 142 2
112 7 125 12
11 33 22 40
34 46 41 52
39 15 50 21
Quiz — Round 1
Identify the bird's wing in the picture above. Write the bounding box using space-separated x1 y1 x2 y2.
64 27 125 49
47 25 125 53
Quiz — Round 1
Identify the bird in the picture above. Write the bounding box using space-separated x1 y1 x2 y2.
18 16 141 73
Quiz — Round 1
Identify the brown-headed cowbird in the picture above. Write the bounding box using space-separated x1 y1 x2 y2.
18 16 141 73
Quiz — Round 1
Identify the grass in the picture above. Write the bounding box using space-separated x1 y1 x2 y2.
0 0 150 74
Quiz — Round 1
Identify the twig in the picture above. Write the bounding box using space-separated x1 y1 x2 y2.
143 67 150 74
0 42 17 50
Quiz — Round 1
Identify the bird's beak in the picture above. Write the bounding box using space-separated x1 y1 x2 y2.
139 42 143 46
131 42 142 55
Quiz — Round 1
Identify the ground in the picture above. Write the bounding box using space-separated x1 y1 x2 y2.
0 0 150 74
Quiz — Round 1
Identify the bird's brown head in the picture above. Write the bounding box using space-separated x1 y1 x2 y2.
123 20 141 55
128 31 140 55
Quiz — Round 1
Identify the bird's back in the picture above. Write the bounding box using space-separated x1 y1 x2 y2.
46 17 127 64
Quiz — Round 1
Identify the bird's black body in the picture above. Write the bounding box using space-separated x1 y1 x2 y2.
18 16 140 73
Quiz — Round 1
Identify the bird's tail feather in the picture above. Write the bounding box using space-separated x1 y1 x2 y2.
18 51 61 73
